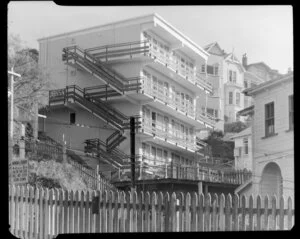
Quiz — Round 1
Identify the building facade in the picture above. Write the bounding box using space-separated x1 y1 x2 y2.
38 14 216 179
197 42 258 133
230 127 252 171
244 74 294 199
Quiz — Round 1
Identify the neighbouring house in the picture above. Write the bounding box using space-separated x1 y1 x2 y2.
242 53 283 82
238 73 294 200
230 127 252 171
198 42 264 133
37 14 217 180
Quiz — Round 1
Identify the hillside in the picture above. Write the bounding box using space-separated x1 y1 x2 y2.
28 159 92 191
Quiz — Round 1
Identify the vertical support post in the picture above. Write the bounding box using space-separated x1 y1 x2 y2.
19 124 26 159
198 181 203 195
62 141 67 163
130 117 136 190
165 163 168 178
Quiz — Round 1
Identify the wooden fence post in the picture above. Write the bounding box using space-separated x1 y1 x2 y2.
271 195 277 230
287 196 293 230
211 193 218 231
256 195 262 231
263 195 269 230
232 194 239 231
249 195 254 231
279 196 284 230
218 193 225 231
240 195 246 231
191 192 197 232
151 192 157 232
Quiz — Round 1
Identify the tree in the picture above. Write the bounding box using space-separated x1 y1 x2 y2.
8 33 50 108
224 121 248 133
203 130 234 166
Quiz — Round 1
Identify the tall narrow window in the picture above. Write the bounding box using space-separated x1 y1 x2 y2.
289 95 293 130
151 147 156 165
233 71 237 83
201 64 206 73
152 112 156 130
243 138 248 155
229 70 233 82
70 113 76 124
213 64 219 76
229 92 233 105
265 102 275 136
244 80 248 88
236 92 240 106
163 150 168 163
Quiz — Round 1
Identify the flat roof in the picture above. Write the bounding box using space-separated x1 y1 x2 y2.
37 13 209 58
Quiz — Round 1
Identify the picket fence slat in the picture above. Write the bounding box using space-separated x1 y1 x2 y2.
256 195 261 231
9 185 295 234
219 194 225 231
287 197 293 230
198 193 204 231
211 194 218 231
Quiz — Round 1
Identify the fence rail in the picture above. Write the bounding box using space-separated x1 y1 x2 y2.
25 140 63 161
9 185 294 237
68 160 118 192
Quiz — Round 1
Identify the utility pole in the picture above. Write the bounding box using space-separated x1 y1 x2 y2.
130 117 136 191
8 68 21 162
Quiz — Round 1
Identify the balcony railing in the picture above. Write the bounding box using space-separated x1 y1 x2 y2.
141 121 197 151
142 81 195 118
196 109 217 126
136 158 252 184
148 45 213 93
85 41 213 93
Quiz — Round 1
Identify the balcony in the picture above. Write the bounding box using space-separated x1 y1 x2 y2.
142 80 195 117
85 41 213 94
195 108 217 128
139 120 197 152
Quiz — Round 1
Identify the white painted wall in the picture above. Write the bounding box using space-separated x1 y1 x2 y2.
251 79 294 199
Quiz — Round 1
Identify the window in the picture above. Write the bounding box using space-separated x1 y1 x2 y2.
152 112 156 128
236 92 240 106
229 70 233 82
229 92 233 105
213 65 219 76
265 102 275 136
233 71 237 83
229 70 237 83
201 64 206 73
207 65 214 75
289 95 293 130
70 113 76 124
244 80 248 89
151 147 156 165
243 138 248 155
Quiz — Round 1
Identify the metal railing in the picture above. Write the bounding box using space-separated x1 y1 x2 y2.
62 46 142 94
138 159 252 185
141 121 197 151
84 41 213 93
142 81 196 118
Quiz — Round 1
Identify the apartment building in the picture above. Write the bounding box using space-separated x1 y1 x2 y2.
37 14 216 179
242 74 294 199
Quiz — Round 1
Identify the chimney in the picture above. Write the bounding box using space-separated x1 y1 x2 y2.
242 53 248 68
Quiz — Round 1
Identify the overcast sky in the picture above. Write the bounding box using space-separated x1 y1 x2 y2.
8 3 293 74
